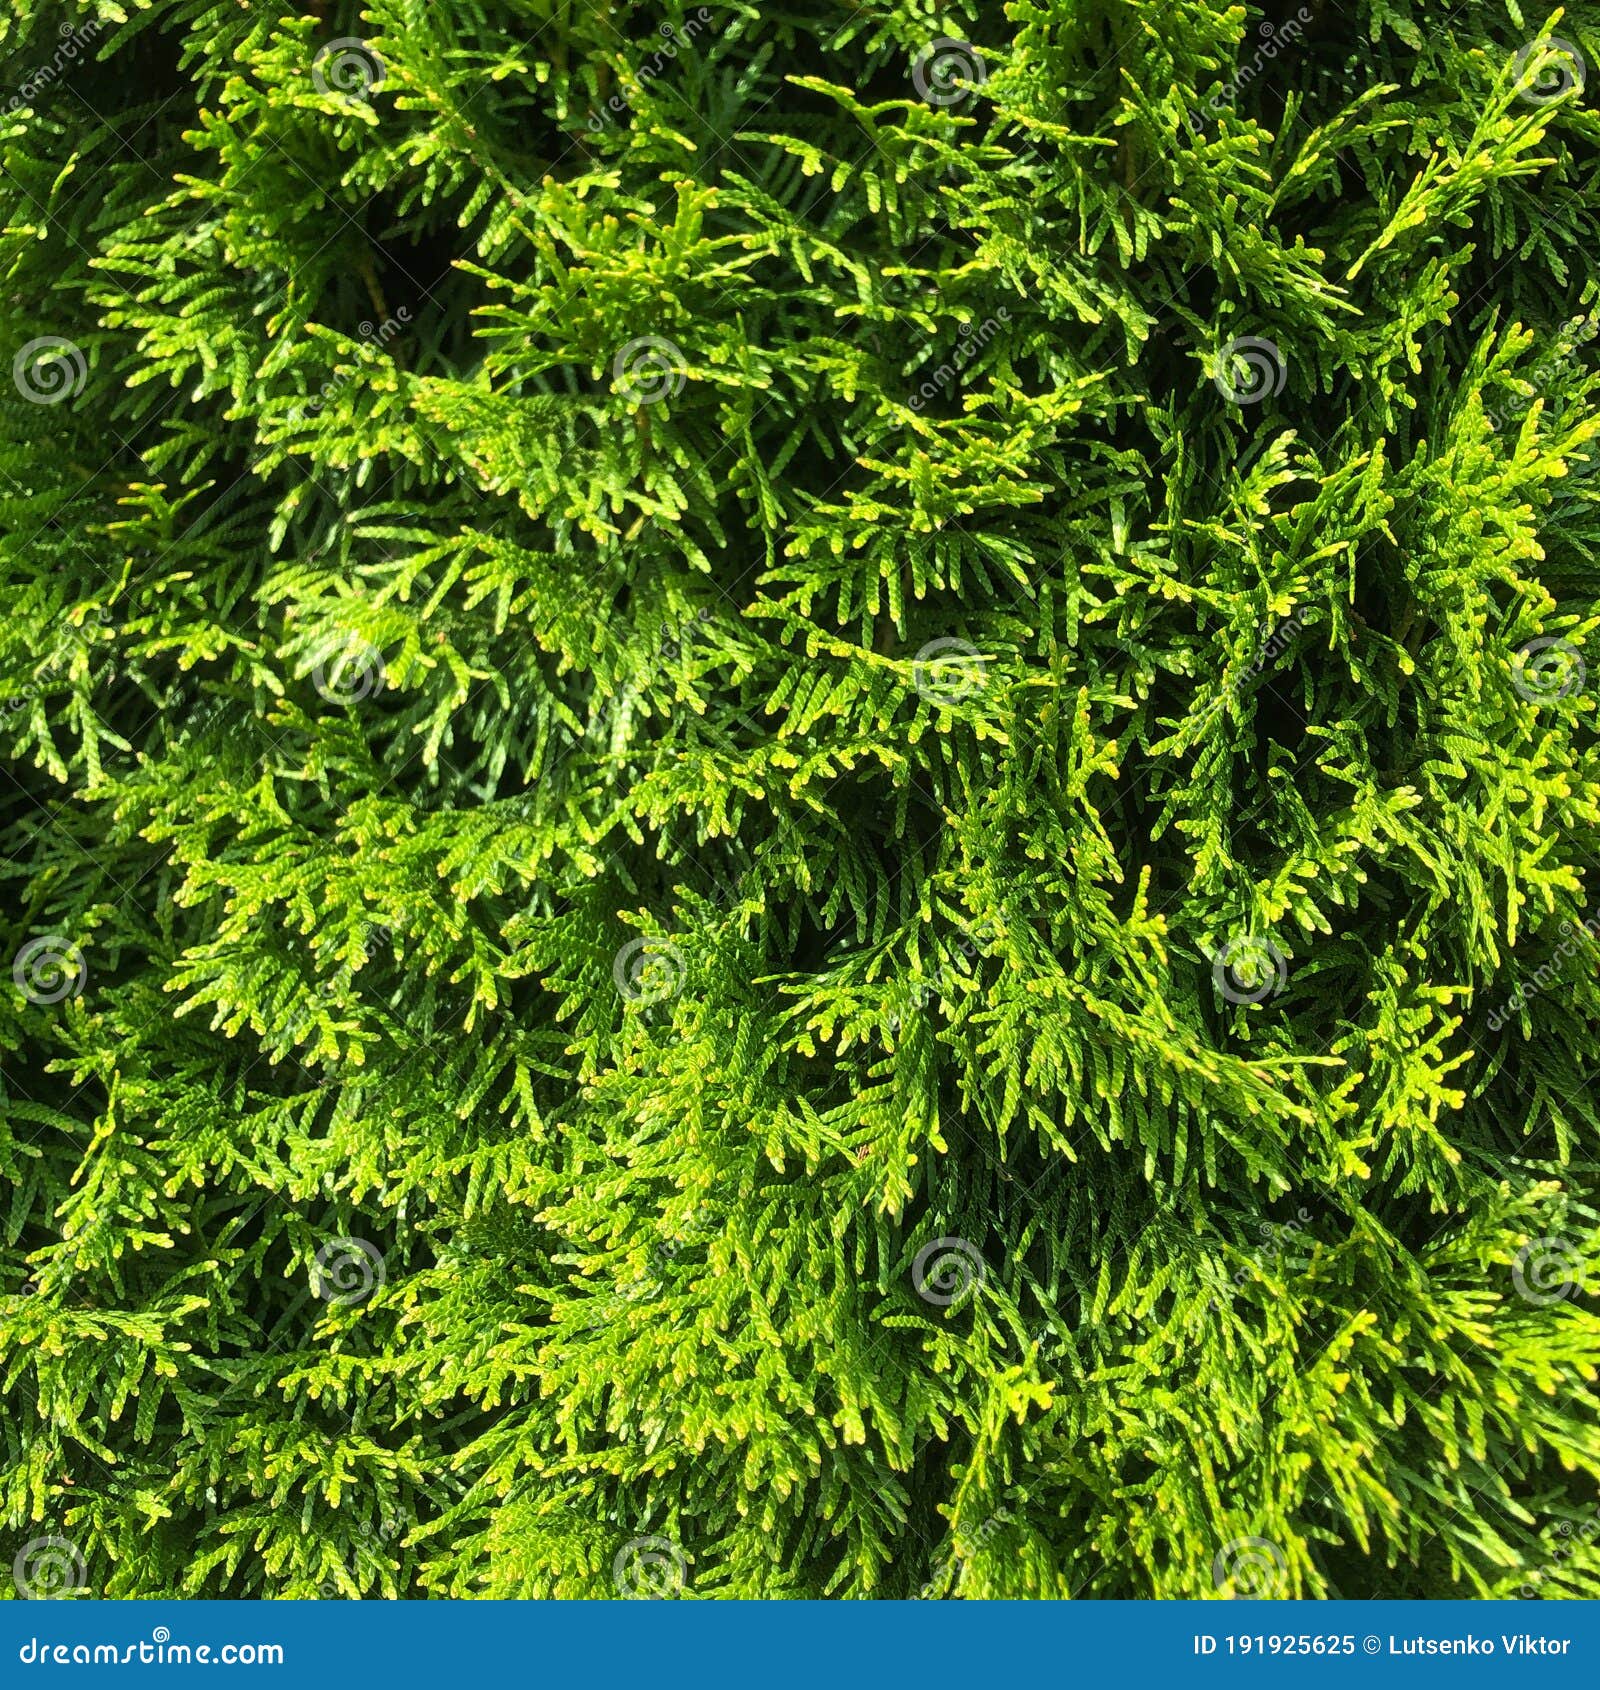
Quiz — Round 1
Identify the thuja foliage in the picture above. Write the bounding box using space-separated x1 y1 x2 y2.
2 0 1600 1602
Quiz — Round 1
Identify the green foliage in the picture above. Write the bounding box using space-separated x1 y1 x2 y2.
2 0 1599 1600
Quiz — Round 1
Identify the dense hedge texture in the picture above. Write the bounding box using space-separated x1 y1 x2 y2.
3 0 1600 1602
